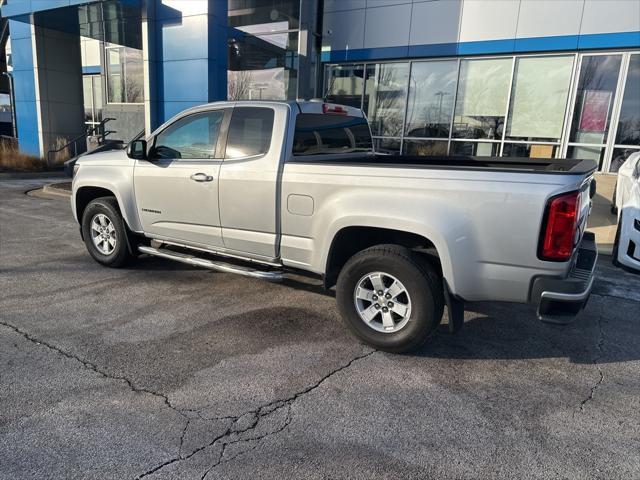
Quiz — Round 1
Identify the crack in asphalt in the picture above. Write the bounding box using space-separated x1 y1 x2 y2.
577 312 606 414
199 404 293 480
0 320 190 432
0 318 375 479
135 349 376 479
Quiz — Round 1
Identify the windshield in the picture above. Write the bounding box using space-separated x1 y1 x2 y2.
293 113 373 156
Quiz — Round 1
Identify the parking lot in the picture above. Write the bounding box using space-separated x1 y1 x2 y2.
1 177 639 480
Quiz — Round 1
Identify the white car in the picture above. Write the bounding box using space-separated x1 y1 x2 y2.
613 152 640 272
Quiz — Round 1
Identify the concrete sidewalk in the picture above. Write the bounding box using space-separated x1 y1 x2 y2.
588 173 618 255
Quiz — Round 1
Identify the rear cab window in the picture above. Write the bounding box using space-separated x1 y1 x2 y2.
293 113 373 156
225 107 275 159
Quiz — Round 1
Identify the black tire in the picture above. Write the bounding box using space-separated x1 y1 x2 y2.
81 197 134 268
336 245 445 353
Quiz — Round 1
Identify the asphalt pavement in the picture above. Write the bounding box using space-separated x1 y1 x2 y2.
1 177 639 479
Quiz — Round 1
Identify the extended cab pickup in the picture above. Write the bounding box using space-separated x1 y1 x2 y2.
72 100 598 352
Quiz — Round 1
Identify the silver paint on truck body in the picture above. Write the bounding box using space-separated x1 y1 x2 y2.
72 100 595 305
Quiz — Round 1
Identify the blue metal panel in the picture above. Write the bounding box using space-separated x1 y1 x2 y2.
456 38 516 56
82 66 102 74
2 0 102 17
7 19 32 39
157 13 208 62
14 103 40 156
12 71 36 102
514 35 579 53
10 38 35 71
160 101 203 123
147 0 227 130
408 43 458 58
9 19 41 156
578 31 640 49
159 59 210 103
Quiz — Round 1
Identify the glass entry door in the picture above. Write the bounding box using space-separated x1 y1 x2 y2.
83 75 103 131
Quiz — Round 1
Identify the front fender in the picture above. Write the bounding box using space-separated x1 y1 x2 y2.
72 164 142 232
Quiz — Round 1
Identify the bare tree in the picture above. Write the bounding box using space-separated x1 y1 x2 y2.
228 70 253 101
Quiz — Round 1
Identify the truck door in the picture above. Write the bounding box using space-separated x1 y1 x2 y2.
133 108 228 248
218 106 282 260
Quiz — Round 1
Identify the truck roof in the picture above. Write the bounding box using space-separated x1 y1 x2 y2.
175 99 365 118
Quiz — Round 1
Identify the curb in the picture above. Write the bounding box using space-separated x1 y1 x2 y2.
41 183 72 199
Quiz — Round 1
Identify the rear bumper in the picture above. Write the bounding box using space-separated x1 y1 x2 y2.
530 231 598 324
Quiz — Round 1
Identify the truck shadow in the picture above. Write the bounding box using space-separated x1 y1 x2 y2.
412 296 638 365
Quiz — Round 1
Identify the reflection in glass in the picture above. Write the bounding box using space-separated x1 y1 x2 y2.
228 32 298 100
83 76 94 124
402 140 448 156
368 63 409 137
616 55 640 146
225 107 275 158
373 138 401 155
92 76 103 122
502 143 558 158
106 46 143 104
106 48 123 103
567 145 606 169
610 147 640 173
325 64 365 109
450 141 499 157
154 111 224 159
124 48 143 103
453 58 511 139
83 75 104 126
569 55 622 144
506 56 573 142
228 0 300 30
293 114 372 155
362 65 376 114
405 60 457 138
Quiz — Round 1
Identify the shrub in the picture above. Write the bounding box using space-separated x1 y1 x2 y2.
0 136 73 171
0 137 46 171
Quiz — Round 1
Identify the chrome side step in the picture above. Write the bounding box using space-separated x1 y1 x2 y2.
138 246 283 282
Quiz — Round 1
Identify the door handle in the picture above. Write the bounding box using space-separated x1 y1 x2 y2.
190 173 214 182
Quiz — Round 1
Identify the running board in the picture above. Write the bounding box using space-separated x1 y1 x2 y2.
138 246 283 282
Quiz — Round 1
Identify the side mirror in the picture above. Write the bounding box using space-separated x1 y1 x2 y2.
127 139 148 160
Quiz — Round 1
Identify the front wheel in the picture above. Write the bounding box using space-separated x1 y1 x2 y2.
336 245 444 353
81 197 134 268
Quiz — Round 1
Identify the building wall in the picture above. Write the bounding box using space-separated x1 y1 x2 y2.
322 0 640 62
33 26 85 158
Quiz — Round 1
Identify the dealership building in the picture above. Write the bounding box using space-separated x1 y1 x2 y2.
1 0 639 172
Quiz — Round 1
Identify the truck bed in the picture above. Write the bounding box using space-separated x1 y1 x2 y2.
290 154 598 175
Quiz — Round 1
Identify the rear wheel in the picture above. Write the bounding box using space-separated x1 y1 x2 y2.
336 245 444 353
81 197 134 268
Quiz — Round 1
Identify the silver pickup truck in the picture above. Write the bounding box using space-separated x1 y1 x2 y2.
72 100 598 352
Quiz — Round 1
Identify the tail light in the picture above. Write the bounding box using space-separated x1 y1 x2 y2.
539 191 581 261
322 103 347 115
